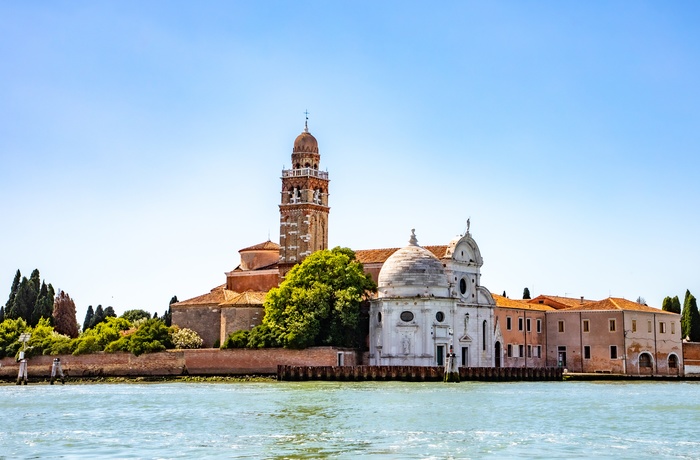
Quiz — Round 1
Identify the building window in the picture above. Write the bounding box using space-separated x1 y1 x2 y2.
507 344 513 357
584 345 591 359
506 316 512 330
459 278 467 295
648 320 652 333
536 319 542 333
526 318 531 332
377 312 382 323
632 319 636 333
436 311 445 322
527 345 532 358
400 311 414 322
536 345 542 358
582 319 590 333
659 322 666 333
518 317 524 331
483 321 487 351
558 320 565 333
639 353 652 368
671 322 676 334
461 347 469 367
610 345 618 359
518 345 524 358
609 319 616 332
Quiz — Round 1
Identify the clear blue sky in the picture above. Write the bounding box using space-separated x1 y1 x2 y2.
2 1 699 322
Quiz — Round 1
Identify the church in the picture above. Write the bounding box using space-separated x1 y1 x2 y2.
172 120 683 376
172 119 499 368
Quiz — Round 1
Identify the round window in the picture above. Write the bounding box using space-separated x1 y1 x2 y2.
400 311 414 322
377 312 382 323
436 311 445 322
459 278 467 295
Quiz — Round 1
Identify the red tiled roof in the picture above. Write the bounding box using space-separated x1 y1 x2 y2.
492 294 554 311
527 295 595 309
354 245 449 264
562 297 676 314
239 240 280 252
172 284 227 307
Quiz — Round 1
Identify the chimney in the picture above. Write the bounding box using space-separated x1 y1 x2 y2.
580 296 584 305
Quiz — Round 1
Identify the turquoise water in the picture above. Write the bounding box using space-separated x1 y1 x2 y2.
1 381 699 459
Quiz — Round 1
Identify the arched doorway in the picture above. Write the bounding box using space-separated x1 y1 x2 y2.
639 352 653 374
668 354 679 375
495 341 501 368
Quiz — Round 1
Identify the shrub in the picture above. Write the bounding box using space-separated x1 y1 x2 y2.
247 324 281 348
0 318 29 359
172 328 203 349
105 319 173 356
222 330 249 349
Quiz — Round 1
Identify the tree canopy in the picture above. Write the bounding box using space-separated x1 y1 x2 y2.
259 247 376 349
53 290 80 338
682 290 700 342
522 287 531 300
662 296 682 314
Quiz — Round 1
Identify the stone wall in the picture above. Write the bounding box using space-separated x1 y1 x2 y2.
172 305 221 347
0 347 357 379
683 342 700 376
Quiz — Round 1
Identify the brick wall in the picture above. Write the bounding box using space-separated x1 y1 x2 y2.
172 305 221 347
220 307 264 343
0 347 357 378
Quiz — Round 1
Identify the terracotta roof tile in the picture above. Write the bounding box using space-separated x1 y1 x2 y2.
527 295 595 309
493 294 554 311
355 245 449 264
563 297 676 314
172 284 227 307
239 240 280 252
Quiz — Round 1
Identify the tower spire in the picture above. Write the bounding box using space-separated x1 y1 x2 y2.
304 109 309 133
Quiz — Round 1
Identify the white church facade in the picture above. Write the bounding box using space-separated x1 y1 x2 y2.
369 228 497 367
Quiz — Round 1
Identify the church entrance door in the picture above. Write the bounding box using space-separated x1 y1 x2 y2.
436 345 445 367
494 342 501 368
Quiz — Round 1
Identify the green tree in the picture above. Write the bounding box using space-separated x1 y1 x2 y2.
104 306 116 318
221 330 250 349
90 305 105 329
261 247 376 349
8 277 37 322
121 309 152 323
29 269 41 295
71 317 132 355
523 287 531 300
0 317 28 358
502 291 507 298
31 281 55 326
104 319 173 356
672 296 682 314
163 296 177 327
52 290 80 338
0 306 4 323
5 269 21 310
662 296 681 314
682 291 700 342
83 305 94 332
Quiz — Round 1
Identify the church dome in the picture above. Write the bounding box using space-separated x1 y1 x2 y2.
293 131 318 154
378 230 449 298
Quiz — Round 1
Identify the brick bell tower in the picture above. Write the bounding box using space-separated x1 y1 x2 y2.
279 116 330 277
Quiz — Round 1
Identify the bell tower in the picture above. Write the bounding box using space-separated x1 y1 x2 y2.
279 116 330 276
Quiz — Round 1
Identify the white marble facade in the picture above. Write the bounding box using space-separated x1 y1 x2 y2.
369 228 496 367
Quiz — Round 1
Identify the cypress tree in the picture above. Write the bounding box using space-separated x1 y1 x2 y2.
83 305 94 331
104 306 116 318
31 281 54 326
672 296 682 314
523 287 531 300
29 269 41 294
682 290 697 340
5 269 21 310
9 277 37 322
683 293 700 342
502 291 507 298
0 305 4 323
662 296 673 312
52 290 79 338
164 296 178 327
90 305 105 328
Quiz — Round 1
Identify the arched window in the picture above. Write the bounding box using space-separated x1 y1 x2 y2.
669 354 678 369
639 353 653 368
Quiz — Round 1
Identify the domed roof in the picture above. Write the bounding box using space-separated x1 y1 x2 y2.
378 230 449 298
293 130 318 154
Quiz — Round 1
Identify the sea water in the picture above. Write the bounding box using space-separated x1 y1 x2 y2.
1 380 699 459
